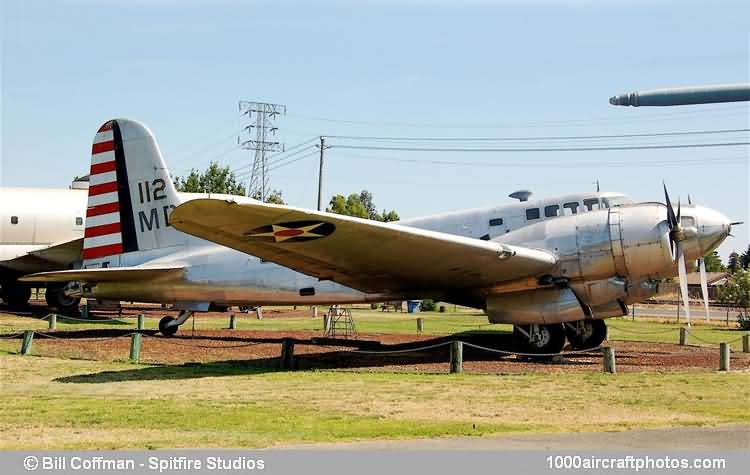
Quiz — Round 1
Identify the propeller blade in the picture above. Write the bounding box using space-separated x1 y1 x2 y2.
676 199 681 223
699 258 710 322
676 242 691 326
663 183 678 229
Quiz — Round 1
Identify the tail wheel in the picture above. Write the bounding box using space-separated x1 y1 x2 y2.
514 324 566 355
565 320 607 350
159 316 178 337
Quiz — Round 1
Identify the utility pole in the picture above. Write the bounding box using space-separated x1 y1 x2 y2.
238 101 286 200
316 136 329 211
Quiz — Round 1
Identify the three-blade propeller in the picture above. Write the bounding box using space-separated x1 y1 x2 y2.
663 184 710 326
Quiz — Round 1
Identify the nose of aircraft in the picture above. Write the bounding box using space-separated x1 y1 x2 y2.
693 206 732 255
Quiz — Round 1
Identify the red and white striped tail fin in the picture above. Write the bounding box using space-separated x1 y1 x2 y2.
83 121 128 263
82 119 182 268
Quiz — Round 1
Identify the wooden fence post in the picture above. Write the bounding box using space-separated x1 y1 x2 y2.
416 318 424 333
679 327 688 346
256 307 263 320
280 338 295 370
602 347 616 374
719 342 730 371
228 314 236 330
312 306 318 320
130 333 141 363
48 314 57 331
137 313 145 330
743 334 749 353
449 341 463 374
20 331 34 355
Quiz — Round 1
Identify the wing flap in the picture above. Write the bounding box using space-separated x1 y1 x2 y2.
20 266 184 283
171 199 557 293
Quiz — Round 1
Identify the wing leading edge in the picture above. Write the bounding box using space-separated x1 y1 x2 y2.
170 199 557 294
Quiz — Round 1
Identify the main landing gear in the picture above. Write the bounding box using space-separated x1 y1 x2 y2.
158 310 194 337
513 320 607 354
45 282 81 315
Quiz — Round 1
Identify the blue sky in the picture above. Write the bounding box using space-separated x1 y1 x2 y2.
1 0 748 259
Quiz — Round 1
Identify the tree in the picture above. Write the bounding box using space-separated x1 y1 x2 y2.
253 189 286 205
174 162 245 196
702 251 726 272
727 251 741 274
326 190 399 222
740 244 750 270
717 269 750 311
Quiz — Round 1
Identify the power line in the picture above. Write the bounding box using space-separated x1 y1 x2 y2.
287 104 749 129
336 152 747 168
331 141 749 153
325 128 749 142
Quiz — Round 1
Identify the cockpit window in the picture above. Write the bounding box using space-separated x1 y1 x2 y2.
601 198 611 209
544 205 560 218
563 202 579 215
583 198 600 211
526 208 540 220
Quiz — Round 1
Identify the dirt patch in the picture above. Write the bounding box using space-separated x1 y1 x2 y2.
11 328 750 374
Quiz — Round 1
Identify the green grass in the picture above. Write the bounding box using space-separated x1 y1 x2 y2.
0 354 747 449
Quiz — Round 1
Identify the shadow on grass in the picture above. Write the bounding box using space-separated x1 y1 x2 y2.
53 330 605 384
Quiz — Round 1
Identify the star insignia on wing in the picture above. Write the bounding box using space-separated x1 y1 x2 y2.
244 221 336 243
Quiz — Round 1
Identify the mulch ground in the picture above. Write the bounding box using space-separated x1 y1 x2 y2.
10 327 750 374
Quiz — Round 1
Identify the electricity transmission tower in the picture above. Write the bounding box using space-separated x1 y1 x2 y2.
238 101 286 199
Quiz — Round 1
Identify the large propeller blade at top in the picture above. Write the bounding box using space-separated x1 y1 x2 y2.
664 184 692 326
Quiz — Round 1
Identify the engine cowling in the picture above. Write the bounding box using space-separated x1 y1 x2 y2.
486 287 585 325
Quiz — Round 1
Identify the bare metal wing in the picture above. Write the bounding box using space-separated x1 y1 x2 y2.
170 199 557 294
0 238 83 274
20 266 184 283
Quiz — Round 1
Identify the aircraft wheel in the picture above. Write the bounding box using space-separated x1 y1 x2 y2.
514 323 566 355
45 283 81 314
1 284 31 309
565 319 607 350
159 316 178 337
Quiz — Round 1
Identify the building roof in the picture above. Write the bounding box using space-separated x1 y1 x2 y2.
686 272 730 286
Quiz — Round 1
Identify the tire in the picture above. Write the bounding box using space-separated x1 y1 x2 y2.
159 316 178 337
1 284 31 309
514 324 566 355
565 320 607 350
45 284 81 314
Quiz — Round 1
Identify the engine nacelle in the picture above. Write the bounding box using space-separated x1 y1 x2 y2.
570 277 660 308
486 287 585 325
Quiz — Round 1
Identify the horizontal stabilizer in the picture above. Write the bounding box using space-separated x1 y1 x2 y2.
0 238 83 274
20 266 184 283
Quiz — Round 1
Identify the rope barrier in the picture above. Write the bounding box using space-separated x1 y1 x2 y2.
685 329 747 345
351 341 452 354
39 313 131 324
140 333 262 349
34 331 139 341
607 323 679 335
462 341 604 358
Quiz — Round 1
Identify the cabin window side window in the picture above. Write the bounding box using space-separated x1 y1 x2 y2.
489 218 503 226
544 205 560 218
583 198 600 211
10 216 18 225
526 208 540 220
75 217 83 226
563 202 579 215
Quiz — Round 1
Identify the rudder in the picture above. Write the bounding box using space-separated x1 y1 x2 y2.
83 119 183 267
